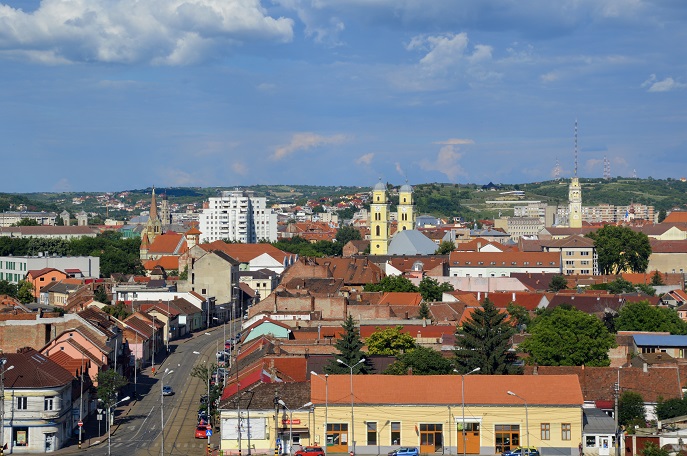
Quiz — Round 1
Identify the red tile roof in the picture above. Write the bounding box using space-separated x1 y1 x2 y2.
377 292 423 306
147 233 186 255
448 251 561 267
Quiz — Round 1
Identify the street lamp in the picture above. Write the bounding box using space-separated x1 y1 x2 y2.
336 358 365 455
108 396 131 456
161 368 174 456
0 358 14 456
310 372 329 455
278 400 313 455
453 368 480 456
507 391 529 454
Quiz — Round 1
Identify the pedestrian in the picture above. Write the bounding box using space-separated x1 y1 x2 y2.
579 442 583 456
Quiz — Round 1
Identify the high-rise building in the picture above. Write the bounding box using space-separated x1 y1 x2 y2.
199 190 276 243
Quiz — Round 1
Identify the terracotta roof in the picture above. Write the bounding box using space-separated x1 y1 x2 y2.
457 238 512 252
310 374 583 406
377 292 423 306
26 267 64 279
387 257 447 273
548 293 624 314
664 212 687 223
540 235 595 249
649 239 687 253
4 347 76 388
428 301 468 325
280 277 344 296
200 240 290 263
479 291 546 311
448 251 561 267
147 233 186 255
143 256 180 271
359 324 455 339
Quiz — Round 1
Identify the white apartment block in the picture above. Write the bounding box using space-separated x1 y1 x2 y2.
199 190 277 243
0 255 100 283
556 203 656 224
494 217 544 241
0 211 57 227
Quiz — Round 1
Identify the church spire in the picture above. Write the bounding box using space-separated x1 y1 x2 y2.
150 186 159 222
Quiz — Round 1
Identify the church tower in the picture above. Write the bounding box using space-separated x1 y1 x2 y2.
370 180 390 255
140 186 162 259
397 181 415 231
160 192 171 228
568 121 583 228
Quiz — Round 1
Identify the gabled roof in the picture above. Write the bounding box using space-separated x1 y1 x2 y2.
649 239 687 253
26 267 65 279
457 238 511 252
540 235 595 249
310 374 583 406
387 257 446 273
548 293 624 314
4 347 76 388
388 230 438 256
200 240 290 264
480 291 546 311
664 212 687 223
147 232 186 255
377 292 423 306
143 256 180 271
449 251 561 267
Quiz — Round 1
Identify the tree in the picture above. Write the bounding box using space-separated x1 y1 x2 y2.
519 306 616 366
179 265 188 281
103 302 132 320
641 442 669 456
619 391 646 427
12 218 39 226
364 275 418 293
435 241 455 255
418 302 431 320
587 225 652 274
656 396 687 420
336 225 362 246
506 303 531 331
94 285 110 304
326 314 368 374
650 271 665 286
548 275 568 292
0 280 18 297
418 277 454 302
454 298 520 374
657 209 667 223
55 215 64 226
96 370 128 411
16 280 34 304
191 362 220 418
385 346 454 375
616 301 687 334
366 326 416 356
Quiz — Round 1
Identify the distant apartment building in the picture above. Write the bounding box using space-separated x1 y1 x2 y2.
513 202 557 226
556 203 656 224
0 211 57 227
199 190 277 243
493 217 544 241
0 255 100 284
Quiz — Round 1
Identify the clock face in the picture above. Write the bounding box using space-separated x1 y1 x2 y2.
402 207 407 212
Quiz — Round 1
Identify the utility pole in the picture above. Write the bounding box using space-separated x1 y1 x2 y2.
614 370 621 456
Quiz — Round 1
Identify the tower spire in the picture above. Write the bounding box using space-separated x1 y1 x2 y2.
150 186 158 221
574 119 578 178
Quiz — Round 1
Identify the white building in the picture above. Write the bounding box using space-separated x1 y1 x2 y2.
0 255 100 284
199 190 277 243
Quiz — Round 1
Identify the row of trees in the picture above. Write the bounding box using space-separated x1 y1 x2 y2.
0 279 34 303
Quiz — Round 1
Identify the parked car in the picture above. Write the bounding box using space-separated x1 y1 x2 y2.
294 446 325 456
162 385 174 396
502 447 540 456
195 425 208 439
200 394 208 404
388 448 419 456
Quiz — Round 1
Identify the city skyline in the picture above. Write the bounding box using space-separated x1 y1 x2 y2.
1 0 685 192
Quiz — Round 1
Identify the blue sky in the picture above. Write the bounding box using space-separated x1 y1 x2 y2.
1 0 686 192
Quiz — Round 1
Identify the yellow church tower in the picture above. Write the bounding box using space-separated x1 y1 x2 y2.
397 181 415 231
568 121 583 228
370 180 390 255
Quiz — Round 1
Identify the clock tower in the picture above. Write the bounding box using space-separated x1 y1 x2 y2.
397 182 415 231
370 180 390 255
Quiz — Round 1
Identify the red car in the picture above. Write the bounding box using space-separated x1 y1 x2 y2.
295 446 325 456
195 425 209 439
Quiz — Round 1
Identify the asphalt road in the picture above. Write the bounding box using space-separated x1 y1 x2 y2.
57 320 241 456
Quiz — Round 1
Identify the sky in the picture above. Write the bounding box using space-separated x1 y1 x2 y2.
1 0 686 193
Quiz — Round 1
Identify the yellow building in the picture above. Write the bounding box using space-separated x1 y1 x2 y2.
568 177 582 228
397 182 415 232
370 181 390 255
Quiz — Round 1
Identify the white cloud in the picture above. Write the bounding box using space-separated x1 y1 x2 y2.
395 162 405 178
232 162 248 175
160 167 197 186
433 138 475 146
355 153 374 165
419 142 470 182
271 132 348 160
257 82 277 92
642 74 686 92
0 0 295 65
53 178 71 192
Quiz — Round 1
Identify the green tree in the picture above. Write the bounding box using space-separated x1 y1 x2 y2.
587 225 652 274
96 370 128 411
94 285 110 304
0 280 18 297
650 271 665 286
548 275 568 292
179 266 188 281
455 298 520 374
641 442 669 456
418 277 454 302
55 215 64 226
16 280 34 304
656 396 687 420
385 346 454 375
336 226 362 246
616 301 687 334
519 306 616 366
619 391 646 427
191 362 220 418
103 302 132 320
366 326 416 356
418 302 431 320
12 218 39 226
435 241 455 255
364 275 418 293
506 303 531 330
326 314 368 374
635 283 656 296
657 209 667 223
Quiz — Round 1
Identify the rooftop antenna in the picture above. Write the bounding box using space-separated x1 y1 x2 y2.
574 119 578 178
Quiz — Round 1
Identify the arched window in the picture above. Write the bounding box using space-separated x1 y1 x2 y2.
375 226 380 236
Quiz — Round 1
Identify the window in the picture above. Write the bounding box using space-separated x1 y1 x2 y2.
390 422 401 445
562 423 571 440
566 251 574 256
541 423 550 440
581 251 590 256
565 261 574 266
44 397 55 411
367 422 377 445
17 397 27 410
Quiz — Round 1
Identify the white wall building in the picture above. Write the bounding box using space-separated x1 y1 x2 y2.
0 255 100 284
199 190 277 243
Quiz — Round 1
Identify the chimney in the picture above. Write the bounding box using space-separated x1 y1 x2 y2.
643 363 648 373
477 291 481 301
512 292 516 302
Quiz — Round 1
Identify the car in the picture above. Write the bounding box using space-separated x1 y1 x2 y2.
195 425 209 439
294 446 325 456
162 385 174 396
388 448 419 456
502 447 540 456
200 394 208 404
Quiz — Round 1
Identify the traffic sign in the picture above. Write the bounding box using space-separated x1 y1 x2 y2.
97 408 103 414
206 424 212 430
78 421 83 427
206 429 213 437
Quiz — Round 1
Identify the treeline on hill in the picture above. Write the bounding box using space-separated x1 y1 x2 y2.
412 183 480 219
0 194 60 213
0 231 142 277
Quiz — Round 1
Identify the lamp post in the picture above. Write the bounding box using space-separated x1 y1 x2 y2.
310 372 329 455
507 391 529 454
453 368 480 456
336 358 365 455
0 358 15 456
161 368 174 456
108 396 131 456
278 400 313 455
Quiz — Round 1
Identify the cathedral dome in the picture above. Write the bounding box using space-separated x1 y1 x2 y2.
400 183 413 193
373 181 386 191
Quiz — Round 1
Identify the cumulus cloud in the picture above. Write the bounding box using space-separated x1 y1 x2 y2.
271 132 348 160
419 141 472 182
355 153 374 165
641 74 686 92
0 0 295 65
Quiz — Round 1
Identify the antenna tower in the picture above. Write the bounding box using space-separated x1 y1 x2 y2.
574 119 578 177
554 158 561 180
633 169 637 179
603 156 611 180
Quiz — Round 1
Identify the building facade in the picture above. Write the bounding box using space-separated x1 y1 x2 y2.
199 190 277 243
0 255 100 284
369 181 390 255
